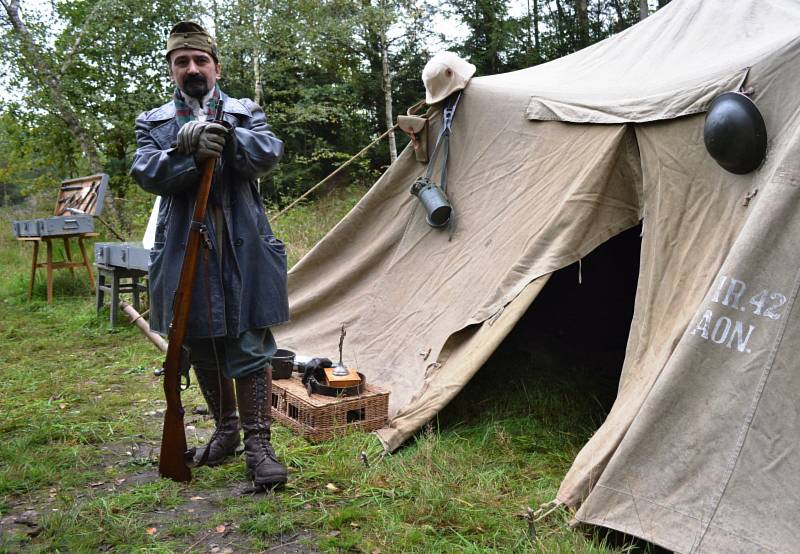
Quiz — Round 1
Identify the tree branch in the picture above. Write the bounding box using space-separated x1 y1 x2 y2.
59 0 112 78
1 0 101 169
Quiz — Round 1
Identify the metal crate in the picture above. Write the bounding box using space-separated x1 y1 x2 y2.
13 215 95 237
94 242 150 272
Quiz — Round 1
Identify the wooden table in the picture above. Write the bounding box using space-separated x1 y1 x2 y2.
18 232 97 304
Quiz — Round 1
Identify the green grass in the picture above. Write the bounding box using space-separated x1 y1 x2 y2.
0 187 654 553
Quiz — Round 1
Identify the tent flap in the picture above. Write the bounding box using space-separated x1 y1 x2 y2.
526 68 748 124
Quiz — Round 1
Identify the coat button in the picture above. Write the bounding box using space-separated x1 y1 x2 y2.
234 238 244 246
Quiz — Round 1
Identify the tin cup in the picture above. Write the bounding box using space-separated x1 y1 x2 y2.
410 176 452 227
271 349 295 380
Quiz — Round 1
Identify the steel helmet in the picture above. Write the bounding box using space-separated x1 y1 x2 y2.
704 92 767 175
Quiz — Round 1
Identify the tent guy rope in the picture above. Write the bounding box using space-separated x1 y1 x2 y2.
269 123 400 222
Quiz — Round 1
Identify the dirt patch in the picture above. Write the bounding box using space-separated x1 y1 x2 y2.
1 436 319 553
131 489 318 553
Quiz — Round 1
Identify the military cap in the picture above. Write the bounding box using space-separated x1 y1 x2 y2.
166 21 218 62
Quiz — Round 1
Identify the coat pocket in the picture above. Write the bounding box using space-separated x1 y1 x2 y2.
252 234 289 325
262 234 287 257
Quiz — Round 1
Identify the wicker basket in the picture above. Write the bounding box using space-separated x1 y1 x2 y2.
271 375 389 442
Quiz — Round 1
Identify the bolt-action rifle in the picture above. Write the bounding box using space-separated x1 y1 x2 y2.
159 100 226 483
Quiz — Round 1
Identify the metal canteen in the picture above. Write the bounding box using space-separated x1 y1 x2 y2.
704 91 767 175
410 176 452 227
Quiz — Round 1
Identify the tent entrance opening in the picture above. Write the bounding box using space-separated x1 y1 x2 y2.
439 223 642 427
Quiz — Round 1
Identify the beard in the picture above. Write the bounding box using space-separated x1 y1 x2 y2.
181 74 211 100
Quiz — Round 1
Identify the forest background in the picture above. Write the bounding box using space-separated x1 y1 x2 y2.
0 0 670 234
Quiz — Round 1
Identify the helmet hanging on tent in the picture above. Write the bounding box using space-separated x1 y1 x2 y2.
704 91 767 175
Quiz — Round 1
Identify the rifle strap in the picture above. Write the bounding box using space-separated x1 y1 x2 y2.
194 220 220 469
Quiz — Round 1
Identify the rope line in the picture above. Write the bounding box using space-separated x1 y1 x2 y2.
269 124 399 223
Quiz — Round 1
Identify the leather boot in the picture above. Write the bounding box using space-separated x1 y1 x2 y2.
194 368 241 466
235 368 288 488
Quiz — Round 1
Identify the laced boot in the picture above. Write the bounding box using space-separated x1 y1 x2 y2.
194 368 241 466
235 368 288 488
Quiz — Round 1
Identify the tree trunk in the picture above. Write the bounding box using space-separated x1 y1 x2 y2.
253 54 263 106
380 27 397 163
639 0 650 20
554 0 566 50
577 0 589 47
533 0 539 51
610 0 626 31
525 0 532 54
2 0 101 170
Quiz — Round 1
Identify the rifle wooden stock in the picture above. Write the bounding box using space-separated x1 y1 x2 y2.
159 107 224 482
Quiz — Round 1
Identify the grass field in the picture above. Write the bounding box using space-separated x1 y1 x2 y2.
0 187 654 553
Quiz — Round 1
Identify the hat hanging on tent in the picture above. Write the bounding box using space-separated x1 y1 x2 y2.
422 52 476 105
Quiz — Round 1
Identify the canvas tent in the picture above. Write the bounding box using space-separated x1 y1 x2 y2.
274 1 800 551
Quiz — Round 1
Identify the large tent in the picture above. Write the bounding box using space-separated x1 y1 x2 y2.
274 1 800 551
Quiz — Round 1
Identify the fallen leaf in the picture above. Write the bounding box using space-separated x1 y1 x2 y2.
328 530 341 537
190 496 206 501
325 483 339 492
115 478 126 485
89 481 105 488
145 527 157 535
59 403 66 409
350 522 360 528
215 524 226 533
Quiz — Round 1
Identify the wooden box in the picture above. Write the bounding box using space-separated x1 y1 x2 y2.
271 375 389 442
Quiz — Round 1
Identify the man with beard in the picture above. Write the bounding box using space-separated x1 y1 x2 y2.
130 22 289 489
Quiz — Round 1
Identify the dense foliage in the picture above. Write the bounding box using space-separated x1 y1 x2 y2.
0 0 671 228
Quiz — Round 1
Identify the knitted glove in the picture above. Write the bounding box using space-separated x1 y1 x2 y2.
176 121 204 154
176 121 228 162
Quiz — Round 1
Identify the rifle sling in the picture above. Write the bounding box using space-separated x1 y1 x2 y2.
194 219 219 469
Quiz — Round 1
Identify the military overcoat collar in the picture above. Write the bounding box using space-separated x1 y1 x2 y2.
143 92 252 121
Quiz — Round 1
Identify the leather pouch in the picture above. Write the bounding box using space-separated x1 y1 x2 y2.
398 114 429 163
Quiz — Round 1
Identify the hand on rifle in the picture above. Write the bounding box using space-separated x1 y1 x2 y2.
177 121 229 162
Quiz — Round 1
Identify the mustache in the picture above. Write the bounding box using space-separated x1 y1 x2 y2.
184 74 207 85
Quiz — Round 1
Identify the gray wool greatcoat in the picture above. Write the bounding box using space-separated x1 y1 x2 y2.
130 91 288 339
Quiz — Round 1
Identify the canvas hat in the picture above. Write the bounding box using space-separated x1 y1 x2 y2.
422 52 476 105
166 21 218 62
